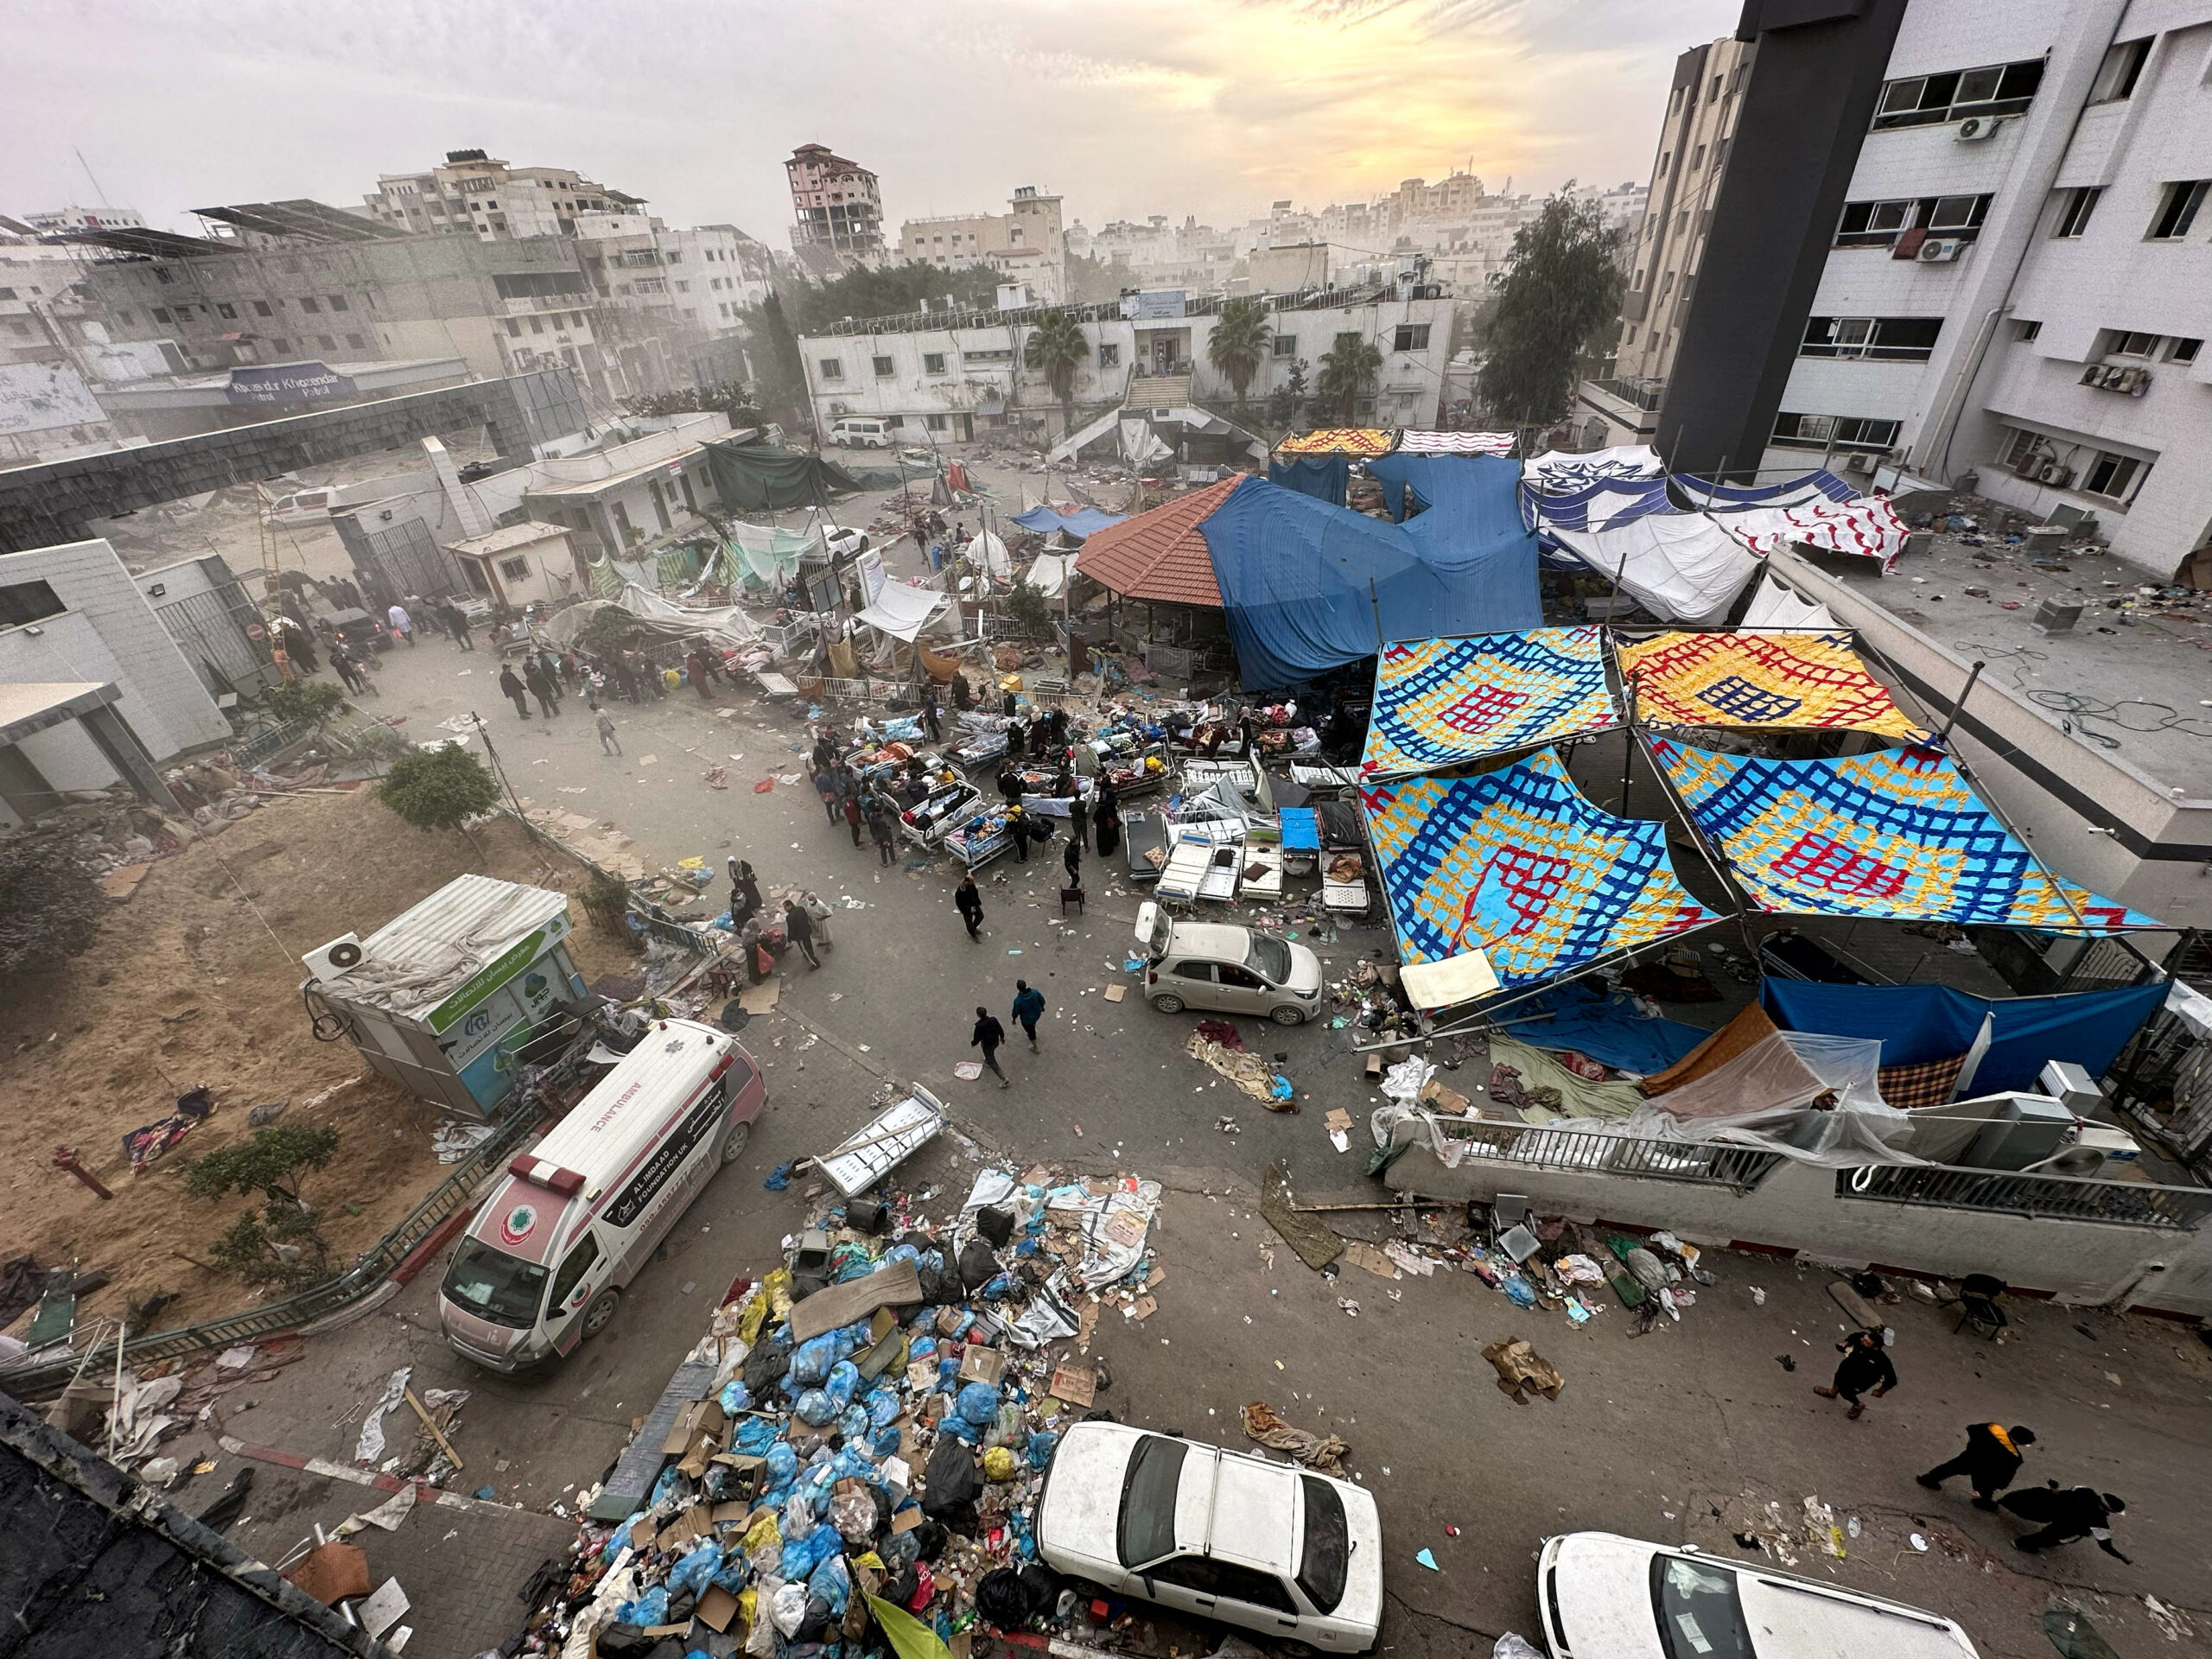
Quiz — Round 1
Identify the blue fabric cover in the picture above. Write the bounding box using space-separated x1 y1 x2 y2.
1675 469 1857 511
1508 982 1711 1073
1200 473 1541 690
1761 978 2166 1093
1008 505 1126 537
1520 475 1676 543
1268 455 1350 506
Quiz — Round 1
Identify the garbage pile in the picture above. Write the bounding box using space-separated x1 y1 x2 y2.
518 1164 1166 1657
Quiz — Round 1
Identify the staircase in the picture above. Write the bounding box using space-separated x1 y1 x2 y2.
1123 374 1193 411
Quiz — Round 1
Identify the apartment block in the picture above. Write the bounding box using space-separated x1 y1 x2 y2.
897 187 1067 301
785 145 885 267
360 150 641 240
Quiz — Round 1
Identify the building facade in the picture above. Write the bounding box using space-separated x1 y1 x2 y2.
785 145 885 266
359 150 641 240
897 187 1067 301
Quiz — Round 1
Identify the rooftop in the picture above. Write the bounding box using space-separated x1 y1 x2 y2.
1073 475 1239 609
448 521 572 556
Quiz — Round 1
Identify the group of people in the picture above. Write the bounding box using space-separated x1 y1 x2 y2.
721 858 832 981
966 978 1048 1088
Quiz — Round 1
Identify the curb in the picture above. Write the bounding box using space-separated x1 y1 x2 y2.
392 1207 475 1286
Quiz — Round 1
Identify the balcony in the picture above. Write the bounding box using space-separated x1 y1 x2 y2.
1588 376 1666 412
1837 1163 2212 1231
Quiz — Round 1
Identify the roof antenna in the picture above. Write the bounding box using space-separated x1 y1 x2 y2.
75 149 111 207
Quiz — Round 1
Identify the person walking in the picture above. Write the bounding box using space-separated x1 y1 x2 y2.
971 1006 1011 1089
803 890 834 951
1919 1423 2036 1510
1068 792 1089 852
955 874 984 941
524 657 562 719
728 859 762 929
784 899 820 969
921 686 943 743
1095 781 1122 857
387 601 415 645
499 664 533 719
684 648 715 701
612 651 637 703
443 602 474 651
1813 1329 1896 1420
595 709 622 754
2001 1485 2131 1562
868 799 899 867
997 761 1024 809
814 766 842 826
842 789 864 849
1062 830 1083 888
331 643 368 696
1011 980 1046 1052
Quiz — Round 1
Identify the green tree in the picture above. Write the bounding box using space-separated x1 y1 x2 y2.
0 832 103 977
261 679 346 728
1477 191 1625 427
1206 296 1272 405
377 744 500 855
619 381 760 426
1004 580 1053 637
1315 331 1383 426
741 290 814 435
187 1124 343 1292
1022 308 1091 436
1064 251 1128 305
1266 358 1309 430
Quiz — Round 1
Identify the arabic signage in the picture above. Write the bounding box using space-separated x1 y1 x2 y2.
226 361 359 405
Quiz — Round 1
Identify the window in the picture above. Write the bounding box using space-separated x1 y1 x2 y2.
1924 194 1991 232
1116 1435 1187 1567
1771 412 1902 452
1656 270 1675 302
252 299 273 317
1872 59 2044 129
1273 334 1297 358
678 470 698 513
492 270 588 299
818 357 843 380
2168 337 2202 363
1709 73 1723 104
1297 1476 1350 1614
2015 319 2042 341
1392 323 1430 351
925 413 949 432
1836 194 1991 247
215 302 237 320
439 1239 547 1329
2083 451 2146 501
2106 329 2158 357
1690 144 1707 172
1651 1555 1754 1659
1800 316 1943 361
0 580 67 629
498 555 533 582
548 1233 601 1307
2089 38 2150 104
345 333 365 350
1218 963 1266 990
270 337 291 354
2148 180 2209 240
1097 343 1119 368
506 318 523 338
1837 200 1911 246
873 354 895 377
315 334 336 352
528 315 544 334
963 348 1012 363
1999 426 2046 471
150 307 170 324
1149 1556 1296 1615
327 295 348 312
2053 187 2101 238
299 296 321 314
1173 963 1216 982
922 351 947 374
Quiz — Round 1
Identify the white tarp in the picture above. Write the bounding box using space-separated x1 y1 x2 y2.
1523 444 1664 489
1120 418 1173 468
855 577 950 642
1021 552 1075 599
1740 569 1840 630
1396 429 1516 456
1552 512 1760 626
617 582 762 645
1719 497 1907 571
966 530 1010 581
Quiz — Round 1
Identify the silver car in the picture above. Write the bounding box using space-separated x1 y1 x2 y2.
1135 901 1324 1026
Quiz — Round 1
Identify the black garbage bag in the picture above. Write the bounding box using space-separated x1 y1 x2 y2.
589 1626 658 1659
744 1334 791 1396
920 1436 980 1531
914 1518 950 1562
973 1205 1014 1247
976 1564 1062 1630
662 1585 696 1626
880 1561 920 1608
957 1237 1001 1294
916 1264 963 1305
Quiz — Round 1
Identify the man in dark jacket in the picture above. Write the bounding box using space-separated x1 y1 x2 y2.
1813 1329 1895 1419
971 1007 1010 1088
1010 980 1046 1052
1918 1424 2036 1509
523 657 561 718
784 899 819 969
499 664 532 719
997 763 1025 809
2002 1485 2131 1561
955 875 984 941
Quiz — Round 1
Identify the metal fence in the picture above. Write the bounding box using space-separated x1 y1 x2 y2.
228 717 312 770
1837 1163 2212 1230
1429 1120 1786 1192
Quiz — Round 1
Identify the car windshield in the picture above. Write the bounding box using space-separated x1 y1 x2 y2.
1652 1555 1754 1659
1245 934 1293 985
1116 1435 1188 1567
1296 1475 1349 1612
441 1239 549 1329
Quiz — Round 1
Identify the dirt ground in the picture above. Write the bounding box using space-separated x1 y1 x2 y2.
0 786 636 1338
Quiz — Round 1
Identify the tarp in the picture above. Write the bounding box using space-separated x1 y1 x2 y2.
587 556 623 600
1275 428 1398 457
1714 497 1908 571
1361 627 1617 779
967 530 1010 580
1617 629 1929 741
855 578 950 642
1522 473 1676 537
1020 552 1075 599
1653 1030 1889 1122
542 585 762 652
722 521 813 587
1673 469 1857 511
1268 454 1350 505
1762 978 2169 1095
1119 419 1173 467
1652 738 2164 933
1360 747 1719 992
1396 429 1516 456
1550 512 1759 626
1007 505 1126 537
1199 474 1541 690
701 438 865 511
1502 982 1711 1075
1740 569 1839 630
1522 445 1663 490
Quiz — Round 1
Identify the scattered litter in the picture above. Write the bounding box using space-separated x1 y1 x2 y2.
1414 1548 1440 1571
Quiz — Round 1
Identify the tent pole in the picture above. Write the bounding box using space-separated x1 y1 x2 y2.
1618 665 1639 815
1631 724 1764 968
1933 658 1985 747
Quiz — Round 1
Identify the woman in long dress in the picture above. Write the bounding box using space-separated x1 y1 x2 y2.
1094 781 1122 858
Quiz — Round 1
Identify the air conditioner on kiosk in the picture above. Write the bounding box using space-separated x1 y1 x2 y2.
302 933 365 983
1916 238 1965 263
1955 115 2004 142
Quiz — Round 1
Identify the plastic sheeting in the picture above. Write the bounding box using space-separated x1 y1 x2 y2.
1522 445 1664 488
1672 469 1857 511
1007 505 1126 537
855 578 950 642
1549 512 1760 626
721 521 814 587
1396 429 1516 455
701 439 865 511
1522 474 1675 538
543 585 762 653
1275 428 1399 456
1020 552 1074 599
1716 497 1908 571
1360 627 1617 779
1762 977 2169 1096
1268 454 1350 505
1653 1030 1889 1122
1501 982 1711 1075
1739 570 1839 630
1199 474 1541 690
1617 629 1929 741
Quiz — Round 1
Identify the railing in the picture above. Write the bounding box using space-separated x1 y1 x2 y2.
818 282 1428 338
1837 1163 2212 1231
228 717 312 770
1429 1118 1785 1192
1586 377 1667 412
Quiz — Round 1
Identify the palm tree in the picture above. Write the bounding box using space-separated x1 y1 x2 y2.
1206 296 1272 406
1023 309 1090 439
1315 331 1384 426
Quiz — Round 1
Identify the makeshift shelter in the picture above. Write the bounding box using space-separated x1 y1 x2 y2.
1740 570 1839 630
1268 454 1350 505
1671 469 1857 511
1007 505 1125 537
1361 747 1719 1001
1396 429 1516 455
1360 627 1617 779
701 438 865 511
1616 629 1929 742
1522 473 1675 539
1071 475 1236 610
1652 739 2163 933
1503 982 1711 1074
1713 496 1908 571
545 585 763 653
1019 552 1076 599
1274 428 1399 457
718 521 814 588
1549 512 1758 626
854 578 951 642
1522 445 1663 488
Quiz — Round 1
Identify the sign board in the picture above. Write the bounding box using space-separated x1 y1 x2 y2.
226 361 359 406
855 548 887 606
1126 290 1187 321
0 362 105 435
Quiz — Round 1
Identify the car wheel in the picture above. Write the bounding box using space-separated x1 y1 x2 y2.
1269 1005 1307 1027
581 1287 620 1339
1150 992 1185 1014
720 1120 753 1165
1277 1643 1319 1659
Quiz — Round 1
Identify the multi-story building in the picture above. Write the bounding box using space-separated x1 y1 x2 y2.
19 206 145 234
785 144 885 268
359 150 641 240
571 212 772 390
896 186 1067 300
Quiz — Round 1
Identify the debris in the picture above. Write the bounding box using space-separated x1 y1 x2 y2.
1261 1159 1344 1271
1415 1548 1440 1571
354 1367 410 1465
1240 1401 1349 1475
1480 1338 1563 1404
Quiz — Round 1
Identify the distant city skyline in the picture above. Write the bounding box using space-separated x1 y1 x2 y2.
2 0 1734 246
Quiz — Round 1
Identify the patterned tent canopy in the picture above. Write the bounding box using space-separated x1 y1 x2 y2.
1651 739 2163 933
1362 748 1720 990
1275 428 1399 457
1361 627 1618 779
1618 630 1929 742
1396 429 1516 455
1717 497 1908 570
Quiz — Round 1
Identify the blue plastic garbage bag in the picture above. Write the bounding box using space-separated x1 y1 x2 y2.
935 1357 961 1393
780 1523 838 1580
710 1550 750 1593
605 1514 645 1562
795 1388 836 1426
1501 1271 1537 1308
823 1361 860 1412
836 1404 871 1444
942 1413 982 1445
886 1243 921 1266
956 1382 1000 1427
872 1425 902 1458
908 1335 938 1362
788 1333 841 1387
810 1552 852 1616
649 1465 686 1507
613 1586 669 1626
719 1380 752 1415
1026 1431 1058 1469
867 1387 901 1428
765 1160 796 1191
981 1274 1014 1299
736 1415 783 1454
766 1441 798 1487
668 1541 722 1598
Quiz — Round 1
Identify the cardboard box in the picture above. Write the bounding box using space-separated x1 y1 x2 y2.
958 1345 1007 1386
1048 1362 1097 1408
696 1586 741 1633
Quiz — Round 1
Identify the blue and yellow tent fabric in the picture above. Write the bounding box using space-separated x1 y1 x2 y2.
1361 628 1617 779
1618 630 1929 742
1361 748 1719 988
1651 739 2161 933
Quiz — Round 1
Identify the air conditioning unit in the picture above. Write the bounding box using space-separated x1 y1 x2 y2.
1955 115 2005 142
2036 461 2074 487
2122 366 2152 395
1916 238 1965 263
302 933 364 983
1843 450 1876 474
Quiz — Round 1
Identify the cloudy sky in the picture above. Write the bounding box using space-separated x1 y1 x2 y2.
5 0 1737 244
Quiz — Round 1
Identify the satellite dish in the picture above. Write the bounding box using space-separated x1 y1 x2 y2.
326 940 365 969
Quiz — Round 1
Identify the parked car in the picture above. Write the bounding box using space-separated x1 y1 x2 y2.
1537 1533 1980 1659
828 417 895 449
1134 900 1323 1025
1036 1422 1382 1654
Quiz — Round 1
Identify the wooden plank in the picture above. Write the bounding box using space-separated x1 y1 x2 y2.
403 1387 463 1471
789 1261 923 1343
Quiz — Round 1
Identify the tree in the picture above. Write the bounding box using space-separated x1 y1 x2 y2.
1266 358 1309 431
1207 296 1272 405
620 381 760 426
261 679 346 728
1023 308 1091 436
1064 251 1128 305
187 1124 343 1292
0 832 103 977
1315 332 1383 426
1477 191 1625 428
741 290 813 435
1003 580 1053 638
378 744 500 855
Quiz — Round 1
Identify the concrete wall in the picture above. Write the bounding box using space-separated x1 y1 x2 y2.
1384 1142 2212 1315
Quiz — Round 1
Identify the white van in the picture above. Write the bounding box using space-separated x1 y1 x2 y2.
438 1019 766 1371
830 417 895 449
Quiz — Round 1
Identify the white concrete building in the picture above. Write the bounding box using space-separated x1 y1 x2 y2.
898 187 1067 302
360 150 640 241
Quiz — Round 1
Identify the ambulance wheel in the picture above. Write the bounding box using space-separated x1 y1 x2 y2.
581 1287 620 1339
720 1121 753 1166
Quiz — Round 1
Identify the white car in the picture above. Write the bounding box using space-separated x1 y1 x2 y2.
1135 902 1325 1025
1538 1533 1980 1659
1037 1422 1383 1654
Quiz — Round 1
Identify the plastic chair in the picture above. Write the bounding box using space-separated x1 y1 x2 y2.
1945 1273 2008 1338
1059 886 1084 917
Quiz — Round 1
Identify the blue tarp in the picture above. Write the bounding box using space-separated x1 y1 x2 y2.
1268 455 1350 506
1007 505 1126 537
1506 982 1711 1074
1521 474 1676 541
1199 473 1541 690
1762 978 2167 1095
1674 469 1857 512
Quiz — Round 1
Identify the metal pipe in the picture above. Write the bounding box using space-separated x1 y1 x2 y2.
1933 658 1985 747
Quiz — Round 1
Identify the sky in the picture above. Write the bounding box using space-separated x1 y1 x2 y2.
3 0 1739 246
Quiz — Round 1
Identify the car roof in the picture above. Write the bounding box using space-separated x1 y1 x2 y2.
1738 1577 1974 1658
1166 922 1255 960
1175 1440 1300 1573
